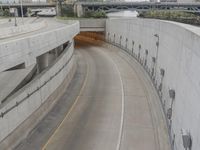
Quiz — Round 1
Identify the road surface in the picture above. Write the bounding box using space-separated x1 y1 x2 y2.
16 40 170 150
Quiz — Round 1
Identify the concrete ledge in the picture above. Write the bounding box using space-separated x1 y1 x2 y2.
0 21 46 39
0 20 79 72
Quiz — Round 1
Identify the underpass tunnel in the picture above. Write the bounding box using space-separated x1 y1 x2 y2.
74 31 105 48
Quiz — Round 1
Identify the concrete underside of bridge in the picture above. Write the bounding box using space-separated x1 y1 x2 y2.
15 36 170 150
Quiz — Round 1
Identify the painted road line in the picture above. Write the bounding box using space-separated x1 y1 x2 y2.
42 52 89 150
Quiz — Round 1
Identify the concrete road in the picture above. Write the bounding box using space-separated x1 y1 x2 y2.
16 40 170 150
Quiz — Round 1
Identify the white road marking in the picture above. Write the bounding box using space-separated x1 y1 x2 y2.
98 48 125 150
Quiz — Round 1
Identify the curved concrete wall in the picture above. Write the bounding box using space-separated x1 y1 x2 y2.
0 21 79 72
0 20 80 148
106 18 200 150
0 42 75 148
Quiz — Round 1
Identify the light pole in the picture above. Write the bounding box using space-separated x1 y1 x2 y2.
20 0 24 24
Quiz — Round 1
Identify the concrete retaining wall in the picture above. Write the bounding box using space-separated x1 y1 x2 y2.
79 19 105 32
106 18 200 150
0 42 76 149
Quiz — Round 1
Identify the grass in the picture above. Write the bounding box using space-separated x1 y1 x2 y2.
56 14 107 20
56 16 79 20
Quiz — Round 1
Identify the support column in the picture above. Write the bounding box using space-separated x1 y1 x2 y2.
37 53 49 73
77 4 83 17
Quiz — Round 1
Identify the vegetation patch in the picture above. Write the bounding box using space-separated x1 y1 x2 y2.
0 9 10 17
84 11 107 18
58 4 107 18
138 10 200 26
61 5 76 17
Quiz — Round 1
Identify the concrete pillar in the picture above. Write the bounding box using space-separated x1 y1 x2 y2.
54 45 64 57
37 49 59 73
37 53 49 73
56 2 61 16
73 4 77 17
48 51 56 66
77 4 83 18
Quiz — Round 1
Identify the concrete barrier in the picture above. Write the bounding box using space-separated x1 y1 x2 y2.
106 18 200 150
0 42 76 149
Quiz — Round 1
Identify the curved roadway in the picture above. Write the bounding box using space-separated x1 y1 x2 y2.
16 39 170 150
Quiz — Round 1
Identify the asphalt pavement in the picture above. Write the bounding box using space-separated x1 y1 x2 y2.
16 40 170 150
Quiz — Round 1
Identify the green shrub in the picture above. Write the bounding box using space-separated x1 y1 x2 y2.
62 5 76 17
0 9 10 17
0 10 3 16
138 10 200 26
4 9 10 16
84 11 107 18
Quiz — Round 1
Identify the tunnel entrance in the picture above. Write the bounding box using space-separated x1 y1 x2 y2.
75 31 105 47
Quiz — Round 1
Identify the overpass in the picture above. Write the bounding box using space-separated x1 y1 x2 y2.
74 2 200 17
